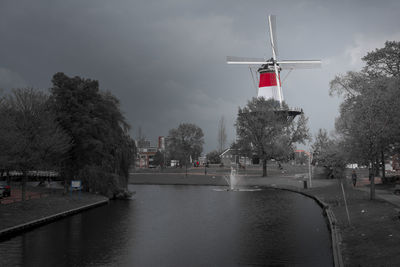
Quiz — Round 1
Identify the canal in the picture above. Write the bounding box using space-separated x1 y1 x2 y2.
0 185 333 266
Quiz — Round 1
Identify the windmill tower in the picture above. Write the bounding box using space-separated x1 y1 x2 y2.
227 15 321 117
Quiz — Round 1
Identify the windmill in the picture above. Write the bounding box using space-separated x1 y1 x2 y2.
227 15 321 117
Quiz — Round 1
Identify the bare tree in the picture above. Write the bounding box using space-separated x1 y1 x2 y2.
0 88 72 200
136 126 149 148
217 116 227 153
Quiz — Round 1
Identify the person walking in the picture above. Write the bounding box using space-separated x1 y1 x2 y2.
351 170 357 187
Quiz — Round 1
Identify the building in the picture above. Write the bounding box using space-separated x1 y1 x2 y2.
137 147 158 168
135 136 167 168
136 138 157 168
158 136 165 150
220 149 252 167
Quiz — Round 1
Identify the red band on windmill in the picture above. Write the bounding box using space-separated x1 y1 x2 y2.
258 70 281 100
259 72 280 87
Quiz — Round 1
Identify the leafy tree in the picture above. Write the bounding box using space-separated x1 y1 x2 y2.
330 41 400 198
362 41 400 77
0 88 71 200
235 97 310 177
333 75 400 178
312 129 346 179
312 129 330 163
153 150 165 167
136 126 148 148
49 73 135 197
206 150 221 164
167 123 204 175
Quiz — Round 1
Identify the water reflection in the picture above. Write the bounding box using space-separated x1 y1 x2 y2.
0 185 332 266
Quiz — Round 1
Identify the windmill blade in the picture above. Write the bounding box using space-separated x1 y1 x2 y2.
227 56 273 65
268 15 278 58
277 60 321 69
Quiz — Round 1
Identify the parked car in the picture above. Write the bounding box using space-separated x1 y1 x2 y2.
0 181 11 197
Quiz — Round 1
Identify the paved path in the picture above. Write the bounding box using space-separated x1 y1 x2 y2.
241 174 335 189
356 185 400 207
0 188 108 240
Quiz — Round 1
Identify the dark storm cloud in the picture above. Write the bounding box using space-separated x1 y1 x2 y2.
1 0 399 151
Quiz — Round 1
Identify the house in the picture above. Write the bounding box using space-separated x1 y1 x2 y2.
220 149 236 166
137 147 158 168
135 136 168 168
220 149 252 166
135 137 160 168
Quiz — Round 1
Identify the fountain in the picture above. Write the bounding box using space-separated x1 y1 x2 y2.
224 167 238 191
214 167 262 192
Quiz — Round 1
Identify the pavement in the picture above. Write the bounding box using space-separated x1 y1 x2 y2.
0 185 108 240
354 182 400 207
0 182 64 204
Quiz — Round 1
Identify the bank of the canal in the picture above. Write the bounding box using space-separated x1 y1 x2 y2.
0 188 108 240
2 173 399 266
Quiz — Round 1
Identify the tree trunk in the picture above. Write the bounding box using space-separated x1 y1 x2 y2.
21 172 27 201
63 168 72 195
369 163 375 200
262 159 267 177
374 159 379 176
185 163 188 177
381 150 386 180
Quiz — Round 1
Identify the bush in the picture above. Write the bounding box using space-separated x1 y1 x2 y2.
78 166 131 199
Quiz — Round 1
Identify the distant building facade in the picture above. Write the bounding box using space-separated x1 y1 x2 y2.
137 147 157 168
220 149 252 166
135 136 167 168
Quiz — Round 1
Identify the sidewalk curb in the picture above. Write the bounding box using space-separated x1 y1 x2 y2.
263 185 344 267
0 198 109 240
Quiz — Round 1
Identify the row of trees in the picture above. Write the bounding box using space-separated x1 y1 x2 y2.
313 41 400 199
0 73 135 199
162 100 310 176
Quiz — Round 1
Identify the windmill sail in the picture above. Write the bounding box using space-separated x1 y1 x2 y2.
268 15 278 60
278 60 321 69
226 14 321 106
226 56 272 65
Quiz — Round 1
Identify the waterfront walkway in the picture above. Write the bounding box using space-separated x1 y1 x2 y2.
0 186 108 240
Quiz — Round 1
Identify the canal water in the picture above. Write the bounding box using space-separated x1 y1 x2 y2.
0 185 333 266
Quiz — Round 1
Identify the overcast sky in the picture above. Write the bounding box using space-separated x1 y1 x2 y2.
1 0 399 153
